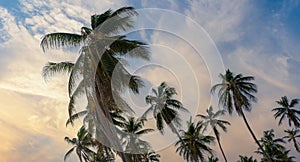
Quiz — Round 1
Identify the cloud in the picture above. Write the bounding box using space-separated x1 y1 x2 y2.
186 0 249 43
0 0 129 161
1 0 300 162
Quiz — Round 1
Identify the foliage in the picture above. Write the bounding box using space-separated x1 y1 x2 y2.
175 118 215 162
256 129 295 162
272 96 300 128
197 106 230 162
142 82 188 135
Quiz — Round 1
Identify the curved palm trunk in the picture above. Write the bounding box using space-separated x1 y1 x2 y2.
213 129 228 162
240 111 272 162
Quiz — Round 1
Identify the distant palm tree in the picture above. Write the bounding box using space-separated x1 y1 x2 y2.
175 119 215 162
197 106 230 162
211 69 271 161
120 117 155 162
238 155 257 162
272 96 300 128
283 129 300 152
256 129 295 162
142 82 187 136
64 126 95 162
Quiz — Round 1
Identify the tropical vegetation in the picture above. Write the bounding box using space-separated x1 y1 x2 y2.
41 6 300 162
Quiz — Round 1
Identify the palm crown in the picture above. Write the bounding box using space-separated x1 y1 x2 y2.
175 119 215 162
272 96 300 128
64 126 95 162
283 129 300 152
197 106 230 162
211 69 257 115
142 82 187 135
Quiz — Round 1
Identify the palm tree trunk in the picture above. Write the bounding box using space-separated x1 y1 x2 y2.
213 129 228 162
240 111 272 162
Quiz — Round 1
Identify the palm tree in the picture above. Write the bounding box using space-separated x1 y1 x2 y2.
211 69 271 161
41 7 149 161
283 129 300 152
238 155 257 162
175 119 215 162
142 82 187 136
64 126 95 162
41 7 149 122
256 129 295 162
272 96 300 128
119 117 155 162
197 106 230 162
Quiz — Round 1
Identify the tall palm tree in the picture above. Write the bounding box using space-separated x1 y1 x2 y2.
211 69 271 161
256 129 295 162
175 119 215 162
64 126 95 162
142 82 187 136
41 7 149 122
41 7 149 161
272 96 300 128
283 129 300 152
197 106 230 162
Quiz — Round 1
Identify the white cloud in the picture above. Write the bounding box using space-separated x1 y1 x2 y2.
186 0 249 43
0 0 129 161
1 0 300 161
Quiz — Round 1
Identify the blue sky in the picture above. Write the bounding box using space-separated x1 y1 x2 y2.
0 0 300 162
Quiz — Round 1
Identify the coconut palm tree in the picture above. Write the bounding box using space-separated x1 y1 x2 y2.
283 129 300 152
256 129 295 162
272 96 300 128
211 69 271 161
41 7 149 123
197 106 230 162
41 7 149 161
175 119 215 162
142 82 187 136
64 126 95 162
119 117 155 162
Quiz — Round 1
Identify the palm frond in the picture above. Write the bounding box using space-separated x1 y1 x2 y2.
66 110 88 127
129 75 144 94
42 62 74 81
68 53 85 96
109 36 150 60
136 128 155 135
41 33 83 52
64 146 76 162
95 14 136 35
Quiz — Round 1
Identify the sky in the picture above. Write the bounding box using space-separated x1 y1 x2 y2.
0 0 300 162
